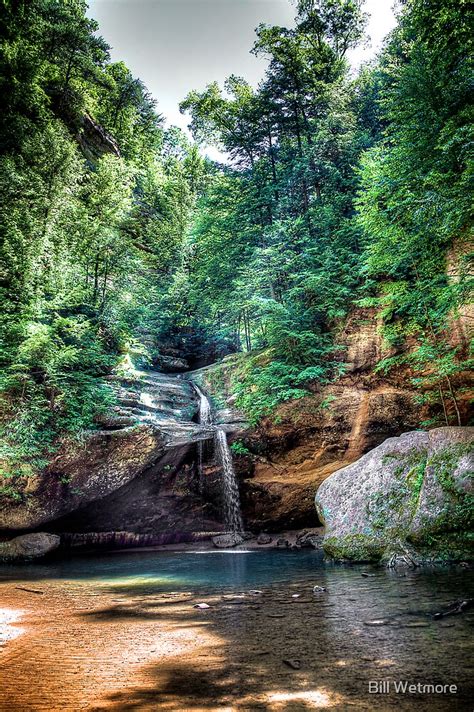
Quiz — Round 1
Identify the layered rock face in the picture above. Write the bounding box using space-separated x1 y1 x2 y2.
77 113 120 161
1 306 471 545
316 427 473 562
0 371 218 537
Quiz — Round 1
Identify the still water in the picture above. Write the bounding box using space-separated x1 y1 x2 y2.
1 548 331 590
1 549 473 710
0 547 472 604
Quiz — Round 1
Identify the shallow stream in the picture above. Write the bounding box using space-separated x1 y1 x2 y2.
1 549 473 710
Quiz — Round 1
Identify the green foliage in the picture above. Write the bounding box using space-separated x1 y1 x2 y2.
0 0 208 479
356 0 473 424
176 0 368 408
230 354 332 425
0 315 116 474
230 441 251 456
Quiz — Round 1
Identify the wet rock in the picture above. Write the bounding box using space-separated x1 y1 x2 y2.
276 538 290 548
152 354 189 373
384 543 424 570
296 531 323 549
313 585 327 593
241 531 255 541
0 370 216 534
0 533 60 561
212 533 244 548
316 427 474 563
433 599 473 620
193 603 210 609
257 533 273 545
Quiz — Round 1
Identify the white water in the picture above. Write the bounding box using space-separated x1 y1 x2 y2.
196 385 212 427
194 384 243 532
195 385 212 494
215 428 244 532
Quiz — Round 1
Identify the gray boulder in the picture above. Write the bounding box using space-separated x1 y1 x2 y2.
315 427 473 562
212 532 244 548
0 533 60 561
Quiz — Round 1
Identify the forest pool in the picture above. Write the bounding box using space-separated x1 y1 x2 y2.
0 549 472 710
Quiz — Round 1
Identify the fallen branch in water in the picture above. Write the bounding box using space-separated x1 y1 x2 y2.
14 586 44 595
433 599 473 620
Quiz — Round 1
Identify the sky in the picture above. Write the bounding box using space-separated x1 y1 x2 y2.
87 0 398 159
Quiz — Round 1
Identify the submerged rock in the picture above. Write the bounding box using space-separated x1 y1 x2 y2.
283 658 301 670
0 533 60 561
316 427 474 563
212 532 244 548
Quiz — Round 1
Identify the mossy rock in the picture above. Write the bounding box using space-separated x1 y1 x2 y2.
316 427 474 563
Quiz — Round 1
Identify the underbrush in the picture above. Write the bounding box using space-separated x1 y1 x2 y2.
0 315 119 495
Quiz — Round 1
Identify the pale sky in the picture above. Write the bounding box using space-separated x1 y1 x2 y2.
87 0 397 159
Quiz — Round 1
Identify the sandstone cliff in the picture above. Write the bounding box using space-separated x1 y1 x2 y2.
1 307 471 544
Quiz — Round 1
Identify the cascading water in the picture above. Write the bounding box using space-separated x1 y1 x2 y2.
194 384 243 532
215 428 244 532
195 385 212 494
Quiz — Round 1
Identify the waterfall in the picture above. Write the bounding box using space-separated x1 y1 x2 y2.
194 384 243 532
215 429 244 532
195 385 212 494
196 385 212 428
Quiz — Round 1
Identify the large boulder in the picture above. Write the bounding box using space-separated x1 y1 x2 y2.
0 533 60 561
315 427 474 562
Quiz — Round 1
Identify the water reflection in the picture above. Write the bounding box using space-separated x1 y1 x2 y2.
1 550 473 709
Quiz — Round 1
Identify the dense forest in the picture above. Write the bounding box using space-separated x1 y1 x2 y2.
0 0 472 489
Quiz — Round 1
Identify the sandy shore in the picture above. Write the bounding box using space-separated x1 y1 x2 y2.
1 568 472 712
